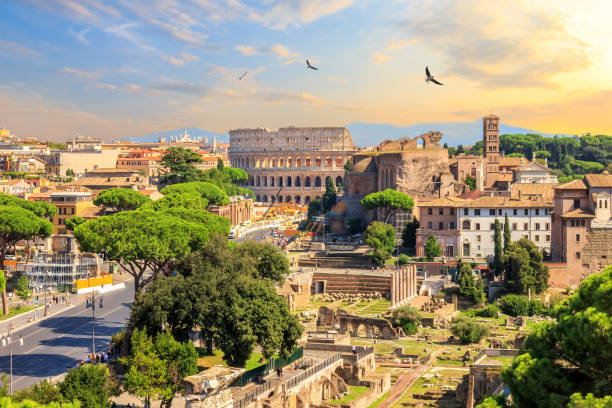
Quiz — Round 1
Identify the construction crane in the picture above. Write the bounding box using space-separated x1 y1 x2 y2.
260 185 283 242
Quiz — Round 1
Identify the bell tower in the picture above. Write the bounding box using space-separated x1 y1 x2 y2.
483 114 500 161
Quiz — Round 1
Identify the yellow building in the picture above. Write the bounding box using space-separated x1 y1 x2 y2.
48 192 96 234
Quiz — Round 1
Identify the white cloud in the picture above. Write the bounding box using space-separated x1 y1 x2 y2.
60 67 100 79
235 44 301 63
371 52 389 64
86 82 117 90
0 40 39 57
68 26 91 46
105 23 156 52
163 52 200 66
401 0 597 88
251 0 354 29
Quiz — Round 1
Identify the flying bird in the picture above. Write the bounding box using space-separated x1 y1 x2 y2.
425 66 443 85
238 72 247 80
306 59 318 70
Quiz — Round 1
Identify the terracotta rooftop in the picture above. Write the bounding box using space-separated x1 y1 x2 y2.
85 168 139 174
498 157 523 167
421 195 551 209
585 172 612 188
510 183 557 200
483 114 500 119
555 179 587 190
560 208 595 219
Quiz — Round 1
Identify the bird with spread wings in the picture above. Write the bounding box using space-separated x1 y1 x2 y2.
425 66 443 85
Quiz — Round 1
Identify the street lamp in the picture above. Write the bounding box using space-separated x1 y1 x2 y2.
3 324 23 395
87 290 103 356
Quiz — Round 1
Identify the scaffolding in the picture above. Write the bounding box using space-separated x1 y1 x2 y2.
17 253 101 291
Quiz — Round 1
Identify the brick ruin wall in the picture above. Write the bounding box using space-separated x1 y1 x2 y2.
312 272 392 297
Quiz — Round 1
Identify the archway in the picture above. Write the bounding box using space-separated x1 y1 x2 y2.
278 176 283 187
305 196 311 204
271 177 275 187
256 195 260 202
336 176 343 188
296 158 302 167
295 176 301 187
315 176 321 187
295 195 301 203
256 176 260 187
285 195 292 203
263 176 267 187
277 196 283 203
326 157 332 167
287 176 292 187
305 176 311 187
262 195 268 203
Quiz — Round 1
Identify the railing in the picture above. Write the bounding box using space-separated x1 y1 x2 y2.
233 353 342 408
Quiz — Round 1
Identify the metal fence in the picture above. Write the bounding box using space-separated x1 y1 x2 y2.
232 346 304 387
233 353 342 408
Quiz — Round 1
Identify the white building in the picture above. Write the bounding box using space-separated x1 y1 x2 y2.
416 195 553 260
513 158 558 184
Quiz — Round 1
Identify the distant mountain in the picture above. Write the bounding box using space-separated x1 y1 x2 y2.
346 120 569 148
122 127 228 143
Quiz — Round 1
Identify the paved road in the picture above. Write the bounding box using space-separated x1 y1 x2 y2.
233 228 274 243
0 281 133 391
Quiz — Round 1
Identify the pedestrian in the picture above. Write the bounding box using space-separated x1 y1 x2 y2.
351 345 357 355
279 367 283 380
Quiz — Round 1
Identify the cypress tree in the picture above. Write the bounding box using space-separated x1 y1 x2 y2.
494 218 503 276
504 213 511 250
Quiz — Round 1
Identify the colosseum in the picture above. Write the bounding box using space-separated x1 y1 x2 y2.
229 127 358 204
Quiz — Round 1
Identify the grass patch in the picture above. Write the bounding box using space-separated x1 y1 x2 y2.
0 305 39 321
196 349 272 371
328 385 370 405
368 391 390 408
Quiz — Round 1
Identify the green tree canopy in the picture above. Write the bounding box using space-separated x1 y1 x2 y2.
160 147 204 185
502 266 612 407
160 181 229 206
16 275 31 300
64 216 86 232
503 238 549 294
503 213 511 250
0 205 53 314
59 364 113 408
236 241 290 282
93 188 151 212
464 175 477 191
450 315 490 344
458 262 476 299
321 178 337 212
0 193 57 218
307 198 321 221
365 221 396 267
153 192 208 211
391 305 421 335
130 237 302 366
401 217 419 252
424 233 441 260
360 189 414 224
74 210 213 298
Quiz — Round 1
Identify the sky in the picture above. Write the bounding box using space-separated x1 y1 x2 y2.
0 0 611 142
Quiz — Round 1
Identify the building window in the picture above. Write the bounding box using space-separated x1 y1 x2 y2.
513 209 518 215
489 209 496 216
524 209 529 216
463 243 470 257
464 208 468 216
535 223 540 230
512 223 517 230
439 222 444 230
475 223 480 230
546 235 550 242
581 220 586 227
71 208 75 215
546 223 550 230
428 208 433 215
524 223 529 230
450 208 455 215
574 199 580 209
439 208 444 215
449 222 455 230
570 220 575 227
462 220 471 230
535 209 540 215
535 235 539 242
576 251 581 259
498 209 502 215
475 209 481 216
490 223 495 230
428 222 433 229
477 235 481 242
576 234 580 242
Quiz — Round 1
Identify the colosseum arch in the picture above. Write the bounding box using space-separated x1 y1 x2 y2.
287 157 293 168
306 157 312 167
270 158 276 168
278 158 284 167
295 195 301 203
326 157 332 167
287 176 292 187
262 157 268 168
262 195 268 202
285 195 292 202
270 177 275 187
278 176 283 187
315 176 321 187
336 157 343 167
315 157 322 167
256 176 260 187
263 176 267 187
325 176 332 186
305 176 311 187
256 195 260 201
335 176 343 188
295 176 301 187
305 196 311 204
296 158 302 167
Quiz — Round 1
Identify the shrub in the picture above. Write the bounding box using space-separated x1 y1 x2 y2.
391 305 421 335
396 254 409 266
60 364 111 408
476 304 500 318
500 294 531 316
450 315 490 344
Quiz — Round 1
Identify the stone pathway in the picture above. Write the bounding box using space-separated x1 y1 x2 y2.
376 347 448 408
